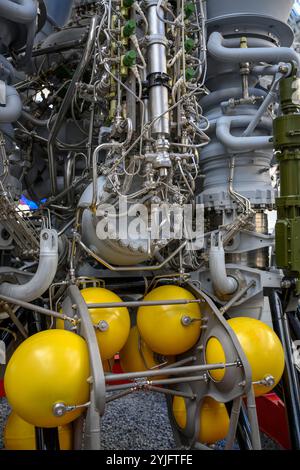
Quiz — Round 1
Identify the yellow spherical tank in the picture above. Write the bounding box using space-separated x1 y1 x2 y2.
80 287 130 360
137 285 201 355
205 337 226 381
119 326 174 374
172 396 229 444
4 411 72 450
227 317 285 396
4 329 90 427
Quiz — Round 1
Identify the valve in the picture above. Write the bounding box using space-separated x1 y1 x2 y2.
122 50 137 67
123 19 136 38
184 2 195 19
186 67 196 81
184 37 195 53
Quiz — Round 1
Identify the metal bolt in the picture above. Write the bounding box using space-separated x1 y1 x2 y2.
98 320 109 332
52 402 67 417
181 315 192 326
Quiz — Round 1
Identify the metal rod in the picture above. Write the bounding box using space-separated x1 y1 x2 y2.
106 389 134 403
79 238 187 272
106 375 206 392
86 299 203 309
0 303 28 339
161 356 197 369
105 362 238 382
0 294 76 324
220 280 256 315
148 385 196 399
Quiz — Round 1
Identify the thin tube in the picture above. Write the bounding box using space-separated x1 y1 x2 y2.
105 362 238 382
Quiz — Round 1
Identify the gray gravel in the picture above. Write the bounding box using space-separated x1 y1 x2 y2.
0 397 11 449
0 393 280 450
0 393 176 450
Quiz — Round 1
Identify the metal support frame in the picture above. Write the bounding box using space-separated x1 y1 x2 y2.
269 290 300 449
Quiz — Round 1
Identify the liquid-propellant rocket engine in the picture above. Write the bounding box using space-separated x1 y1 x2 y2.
0 0 300 450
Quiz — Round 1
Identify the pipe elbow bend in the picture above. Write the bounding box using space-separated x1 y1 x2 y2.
0 86 22 123
216 117 273 151
0 0 37 24
209 235 238 297
208 31 300 71
0 229 58 302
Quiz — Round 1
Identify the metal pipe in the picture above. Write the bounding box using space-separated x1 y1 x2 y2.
147 385 195 399
0 0 37 24
90 142 122 210
216 116 273 151
209 233 238 296
86 299 203 309
0 86 22 123
220 281 256 315
0 293 76 324
21 110 49 127
0 229 58 303
147 0 169 136
106 375 206 392
243 73 285 137
207 32 300 70
105 361 238 382
79 238 187 272
48 15 99 194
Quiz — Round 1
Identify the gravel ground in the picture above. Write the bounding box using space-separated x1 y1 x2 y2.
0 393 279 450
0 393 176 450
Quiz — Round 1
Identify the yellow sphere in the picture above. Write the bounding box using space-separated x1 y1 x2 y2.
80 287 130 361
227 317 285 396
119 326 174 375
205 337 226 381
4 330 90 427
172 396 229 444
137 285 201 355
4 411 72 450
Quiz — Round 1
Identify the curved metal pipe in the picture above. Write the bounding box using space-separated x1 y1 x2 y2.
0 229 58 302
207 32 300 70
0 86 22 123
21 110 49 127
209 233 238 296
216 116 273 151
0 0 37 24
48 15 99 195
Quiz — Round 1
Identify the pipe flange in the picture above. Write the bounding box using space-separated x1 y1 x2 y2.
145 34 168 47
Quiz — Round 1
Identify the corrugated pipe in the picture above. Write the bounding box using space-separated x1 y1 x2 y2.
207 32 300 71
0 229 58 302
0 0 37 24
